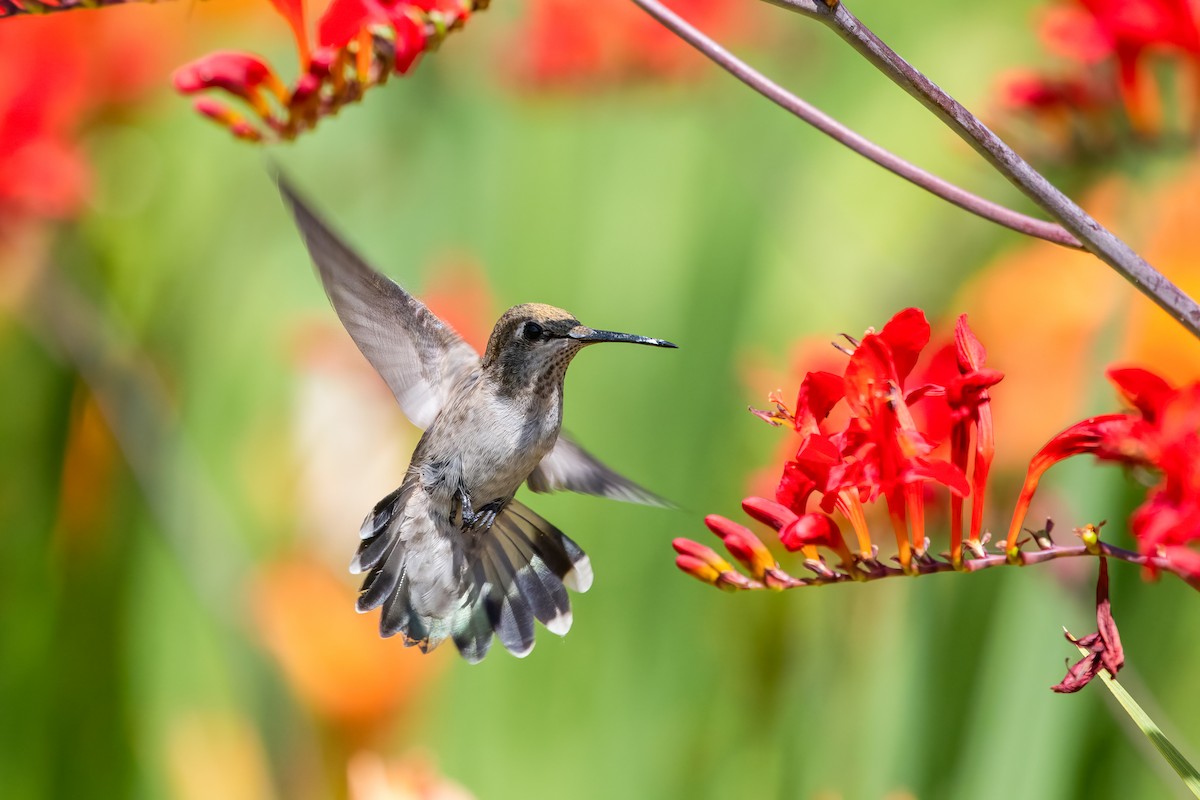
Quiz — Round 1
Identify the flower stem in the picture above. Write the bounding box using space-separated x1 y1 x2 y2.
763 0 1200 339
627 0 1082 249
1076 643 1200 798
715 538 1200 591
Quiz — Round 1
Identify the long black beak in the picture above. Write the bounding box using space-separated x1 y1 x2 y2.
568 327 677 348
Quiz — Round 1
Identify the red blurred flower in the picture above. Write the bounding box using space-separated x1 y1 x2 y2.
0 11 171 223
510 0 759 88
1002 0 1200 151
1007 366 1200 578
175 0 471 142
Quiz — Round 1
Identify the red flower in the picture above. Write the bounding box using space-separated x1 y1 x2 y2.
1007 366 1200 577
778 512 854 570
0 10 171 222
175 0 467 142
1004 0 1200 146
509 0 759 88
758 309 984 571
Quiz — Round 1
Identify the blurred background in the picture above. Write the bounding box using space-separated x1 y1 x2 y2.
4 0 1200 797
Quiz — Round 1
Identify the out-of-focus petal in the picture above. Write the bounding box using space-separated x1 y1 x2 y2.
1106 365 1173 422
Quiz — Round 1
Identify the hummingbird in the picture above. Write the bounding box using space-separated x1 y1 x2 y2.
279 179 677 663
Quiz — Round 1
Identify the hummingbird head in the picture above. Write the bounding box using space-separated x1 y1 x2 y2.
482 303 676 394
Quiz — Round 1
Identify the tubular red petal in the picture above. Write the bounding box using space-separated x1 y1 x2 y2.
672 537 731 570
953 314 987 371
1006 414 1138 549
173 52 275 97
969 400 994 544
675 555 721 586
741 496 798 532
949 422 968 563
903 456 969 497
778 513 851 567
706 516 776 579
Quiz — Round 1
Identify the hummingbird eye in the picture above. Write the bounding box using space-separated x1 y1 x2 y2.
522 321 544 341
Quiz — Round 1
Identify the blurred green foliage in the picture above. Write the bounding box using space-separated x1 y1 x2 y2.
3 1 1200 798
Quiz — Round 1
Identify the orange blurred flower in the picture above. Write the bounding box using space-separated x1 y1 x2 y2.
253 556 447 741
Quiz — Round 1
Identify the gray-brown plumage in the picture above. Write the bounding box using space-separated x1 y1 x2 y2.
279 178 676 662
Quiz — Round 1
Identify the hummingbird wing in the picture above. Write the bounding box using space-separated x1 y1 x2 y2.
527 435 672 508
279 177 480 430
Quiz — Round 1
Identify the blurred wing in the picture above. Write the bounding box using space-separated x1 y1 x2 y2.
279 176 480 429
527 435 672 508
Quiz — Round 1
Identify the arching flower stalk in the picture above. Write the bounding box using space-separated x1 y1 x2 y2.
677 308 1200 593
173 0 480 143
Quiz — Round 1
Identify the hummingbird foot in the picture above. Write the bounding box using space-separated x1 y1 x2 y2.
454 485 504 532
464 500 505 532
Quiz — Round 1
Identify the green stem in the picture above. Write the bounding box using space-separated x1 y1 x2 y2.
1076 644 1200 799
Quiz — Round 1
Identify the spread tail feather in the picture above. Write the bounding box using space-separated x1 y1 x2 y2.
452 500 590 663
352 488 590 663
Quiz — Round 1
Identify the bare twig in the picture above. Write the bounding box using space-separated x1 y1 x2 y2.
713 538 1200 591
759 0 1200 338
631 0 1083 249
0 0 152 16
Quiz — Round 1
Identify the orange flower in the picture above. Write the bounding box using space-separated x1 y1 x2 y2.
252 556 447 741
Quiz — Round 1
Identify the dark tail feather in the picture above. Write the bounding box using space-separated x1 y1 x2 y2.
351 481 453 652
450 500 591 663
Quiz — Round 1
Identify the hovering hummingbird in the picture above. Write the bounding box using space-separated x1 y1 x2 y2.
279 179 677 663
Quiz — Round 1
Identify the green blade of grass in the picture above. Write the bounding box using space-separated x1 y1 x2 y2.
1082 646 1200 799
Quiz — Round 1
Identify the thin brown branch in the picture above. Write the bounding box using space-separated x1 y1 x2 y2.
630 0 1083 249
0 0 154 16
762 0 1200 339
719 539 1200 591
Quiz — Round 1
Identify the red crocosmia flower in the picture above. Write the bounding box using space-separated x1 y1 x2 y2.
1048 0 1200 128
754 309 985 573
177 0 467 142
511 0 758 88
1015 0 1200 137
0 11 172 223
779 513 854 570
1008 367 1200 577
944 315 1003 562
